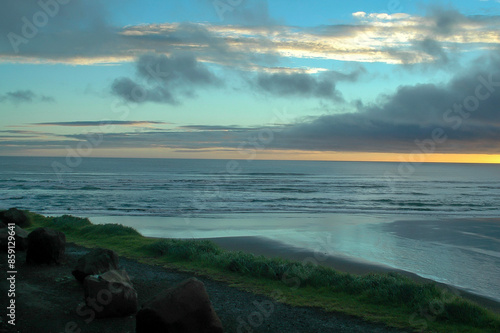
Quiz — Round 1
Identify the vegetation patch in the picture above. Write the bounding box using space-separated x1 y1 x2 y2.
27 212 500 333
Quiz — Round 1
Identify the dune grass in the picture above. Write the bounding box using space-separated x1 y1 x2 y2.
26 212 500 333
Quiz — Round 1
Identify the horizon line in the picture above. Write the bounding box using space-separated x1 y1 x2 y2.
1 154 499 165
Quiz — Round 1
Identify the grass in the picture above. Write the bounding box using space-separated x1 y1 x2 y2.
26 212 500 333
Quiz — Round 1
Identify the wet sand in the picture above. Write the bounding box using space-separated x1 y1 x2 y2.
206 235 500 313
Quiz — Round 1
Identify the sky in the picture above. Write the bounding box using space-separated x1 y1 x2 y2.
0 0 499 163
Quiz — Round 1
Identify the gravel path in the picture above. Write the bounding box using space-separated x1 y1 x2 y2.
0 243 410 333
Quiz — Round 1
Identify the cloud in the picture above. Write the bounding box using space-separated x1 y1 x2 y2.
251 68 365 100
179 125 256 131
0 139 83 148
111 77 177 104
63 130 250 150
272 54 500 153
0 0 116 59
32 121 167 127
0 90 55 103
254 72 341 100
1 3 499 67
136 53 218 86
3 53 499 155
0 0 109 34
73 55 500 153
0 130 43 134
1 90 34 102
111 53 220 104
117 12 500 67
0 129 48 138
427 7 469 35
2 54 499 155
412 38 450 66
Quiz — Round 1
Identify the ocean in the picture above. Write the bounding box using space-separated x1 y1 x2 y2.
1 156 499 302
1 156 499 217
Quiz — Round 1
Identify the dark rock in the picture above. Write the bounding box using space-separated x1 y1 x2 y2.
0 225 29 252
83 269 137 318
0 208 30 228
26 228 66 265
136 277 224 333
0 221 6 229
72 248 119 283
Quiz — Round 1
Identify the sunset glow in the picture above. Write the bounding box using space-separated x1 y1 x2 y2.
1 0 499 163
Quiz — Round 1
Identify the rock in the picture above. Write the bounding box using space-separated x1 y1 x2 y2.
0 208 30 228
136 277 224 333
0 225 29 252
72 248 119 283
26 227 66 265
83 269 137 318
0 221 6 229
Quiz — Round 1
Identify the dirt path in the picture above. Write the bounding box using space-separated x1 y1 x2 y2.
0 243 409 333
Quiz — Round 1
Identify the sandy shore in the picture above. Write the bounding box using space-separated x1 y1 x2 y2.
91 214 500 304
208 236 398 274
205 235 500 313
90 214 500 313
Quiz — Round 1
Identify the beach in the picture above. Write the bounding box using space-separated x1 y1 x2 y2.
3 211 500 333
2 157 500 331
206 235 500 314
3 157 499 305
89 214 500 310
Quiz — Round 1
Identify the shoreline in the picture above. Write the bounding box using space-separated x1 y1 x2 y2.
204 235 500 313
25 211 500 315
18 211 500 332
88 214 500 308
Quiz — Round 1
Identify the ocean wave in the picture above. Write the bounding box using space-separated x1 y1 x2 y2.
2 159 499 219
79 186 101 190
239 172 308 176
261 187 318 193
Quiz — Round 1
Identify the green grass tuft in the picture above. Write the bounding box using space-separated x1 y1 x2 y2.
440 300 496 327
79 223 141 237
143 238 222 260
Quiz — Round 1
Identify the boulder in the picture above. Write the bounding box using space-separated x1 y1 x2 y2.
26 227 66 265
83 269 137 318
72 248 119 283
0 225 29 251
0 208 30 228
0 221 6 229
136 277 224 333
